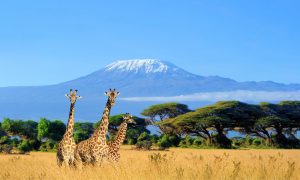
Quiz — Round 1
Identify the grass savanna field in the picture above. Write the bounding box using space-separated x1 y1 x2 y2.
0 146 299 180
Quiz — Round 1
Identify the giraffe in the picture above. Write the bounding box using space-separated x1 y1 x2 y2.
75 88 120 166
57 89 82 167
107 113 136 163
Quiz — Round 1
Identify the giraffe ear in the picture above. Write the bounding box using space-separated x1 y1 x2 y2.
104 92 108 95
116 92 120 96
65 94 70 98
77 96 82 99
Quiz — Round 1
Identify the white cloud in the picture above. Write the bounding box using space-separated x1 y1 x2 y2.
119 90 300 102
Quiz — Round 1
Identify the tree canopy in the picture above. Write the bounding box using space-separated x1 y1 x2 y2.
141 102 191 121
160 101 300 148
142 102 191 134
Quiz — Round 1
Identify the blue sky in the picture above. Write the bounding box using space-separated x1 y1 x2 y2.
0 0 299 87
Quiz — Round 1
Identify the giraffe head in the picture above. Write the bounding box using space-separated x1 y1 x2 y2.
123 113 136 124
65 89 82 104
104 88 120 106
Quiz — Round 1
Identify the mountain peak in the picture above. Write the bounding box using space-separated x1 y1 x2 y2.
104 59 177 73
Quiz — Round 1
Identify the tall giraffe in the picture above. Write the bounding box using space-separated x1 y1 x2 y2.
75 88 119 166
57 89 81 167
108 113 136 163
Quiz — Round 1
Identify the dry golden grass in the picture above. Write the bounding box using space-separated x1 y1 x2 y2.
0 146 300 180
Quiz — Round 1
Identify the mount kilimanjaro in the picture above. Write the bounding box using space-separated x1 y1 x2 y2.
0 59 299 121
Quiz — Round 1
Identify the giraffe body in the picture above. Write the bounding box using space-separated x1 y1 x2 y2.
57 89 81 167
108 113 135 162
75 89 119 166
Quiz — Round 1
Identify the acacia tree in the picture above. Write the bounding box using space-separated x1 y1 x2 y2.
261 103 288 145
160 102 234 147
142 103 191 134
196 101 260 147
160 111 214 144
252 115 287 146
277 101 300 141
240 102 291 146
161 101 264 148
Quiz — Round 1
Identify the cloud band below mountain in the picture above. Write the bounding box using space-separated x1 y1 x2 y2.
120 90 300 102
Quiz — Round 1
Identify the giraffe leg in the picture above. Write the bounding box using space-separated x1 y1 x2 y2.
69 156 76 168
56 151 63 167
63 156 70 167
93 153 106 167
115 153 121 162
111 153 120 163
74 151 83 169
57 156 63 167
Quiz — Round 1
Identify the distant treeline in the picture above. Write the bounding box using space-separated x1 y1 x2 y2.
0 115 149 154
0 101 300 153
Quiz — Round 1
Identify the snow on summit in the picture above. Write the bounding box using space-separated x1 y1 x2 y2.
104 59 175 73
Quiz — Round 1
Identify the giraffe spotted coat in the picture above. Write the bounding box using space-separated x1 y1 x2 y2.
108 113 135 162
75 89 119 166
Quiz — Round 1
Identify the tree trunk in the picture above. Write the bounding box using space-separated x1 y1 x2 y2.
266 136 273 146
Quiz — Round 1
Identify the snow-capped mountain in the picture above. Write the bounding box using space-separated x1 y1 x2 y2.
0 59 300 121
61 59 300 97
60 59 205 96
105 59 171 73
103 59 196 77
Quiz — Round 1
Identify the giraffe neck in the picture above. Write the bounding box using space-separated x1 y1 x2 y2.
113 122 128 149
92 99 112 142
65 102 75 138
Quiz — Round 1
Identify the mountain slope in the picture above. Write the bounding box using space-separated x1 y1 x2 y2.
0 59 299 121
61 59 300 96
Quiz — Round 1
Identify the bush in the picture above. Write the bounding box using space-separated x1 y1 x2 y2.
136 140 152 150
150 134 159 144
11 138 20 147
0 144 13 154
168 135 181 146
179 136 194 148
17 141 31 154
253 139 262 146
28 139 41 151
157 135 172 150
245 136 254 146
193 138 202 146
127 138 136 145
232 140 241 147
231 137 245 147
39 139 57 152
157 140 171 150
125 129 140 144
0 136 9 144
135 132 152 150
138 132 151 142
